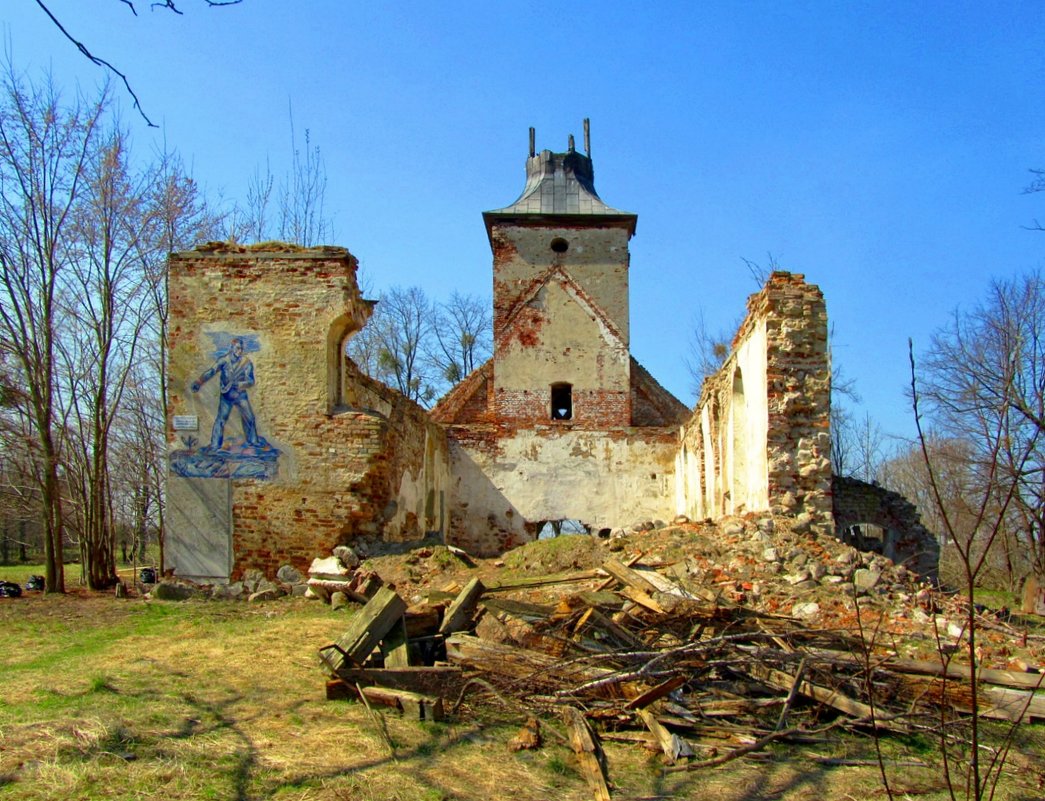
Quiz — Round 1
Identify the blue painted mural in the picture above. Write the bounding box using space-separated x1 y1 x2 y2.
170 333 281 480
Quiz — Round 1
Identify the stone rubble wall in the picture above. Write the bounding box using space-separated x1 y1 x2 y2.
832 475 940 581
676 272 831 529
166 244 449 581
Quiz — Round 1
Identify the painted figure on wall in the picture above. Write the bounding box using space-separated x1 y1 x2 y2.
170 333 281 480
192 336 263 451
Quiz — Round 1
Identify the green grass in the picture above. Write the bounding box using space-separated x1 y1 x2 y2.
1 590 1042 801
0 561 46 584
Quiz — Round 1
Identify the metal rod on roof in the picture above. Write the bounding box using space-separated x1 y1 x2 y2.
583 118 590 156
529 127 535 158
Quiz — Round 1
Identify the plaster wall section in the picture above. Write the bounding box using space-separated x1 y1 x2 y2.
491 225 631 426
445 425 678 556
492 225 631 338
167 244 449 581
676 272 829 526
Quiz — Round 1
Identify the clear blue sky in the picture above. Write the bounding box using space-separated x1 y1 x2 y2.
4 1 1045 444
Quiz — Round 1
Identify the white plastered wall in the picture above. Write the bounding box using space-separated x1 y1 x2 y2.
676 319 769 518
449 427 677 555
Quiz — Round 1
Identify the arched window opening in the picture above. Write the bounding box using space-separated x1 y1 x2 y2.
731 366 747 513
551 382 572 420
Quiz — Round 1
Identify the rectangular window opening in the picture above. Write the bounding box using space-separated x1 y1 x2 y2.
551 382 572 420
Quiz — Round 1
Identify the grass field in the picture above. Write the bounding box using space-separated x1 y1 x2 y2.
0 591 1042 801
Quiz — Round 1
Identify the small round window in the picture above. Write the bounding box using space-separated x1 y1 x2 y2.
550 237 569 253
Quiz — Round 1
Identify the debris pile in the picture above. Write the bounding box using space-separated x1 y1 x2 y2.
318 530 1045 784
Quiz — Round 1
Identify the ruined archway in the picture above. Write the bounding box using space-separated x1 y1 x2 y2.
832 475 939 581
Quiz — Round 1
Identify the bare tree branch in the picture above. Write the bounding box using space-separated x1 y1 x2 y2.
34 0 242 128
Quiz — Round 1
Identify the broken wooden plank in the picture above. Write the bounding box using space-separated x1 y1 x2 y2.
382 618 411 668
319 586 408 673
594 551 644 591
562 707 612 801
623 675 688 710
360 685 446 722
619 585 667 615
485 569 602 592
445 632 623 696
481 597 557 620
439 577 485 635
746 663 905 732
602 557 661 596
636 708 694 764
334 665 464 697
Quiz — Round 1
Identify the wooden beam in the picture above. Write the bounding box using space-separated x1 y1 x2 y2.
440 577 485 635
319 586 408 673
887 658 1045 691
746 663 905 732
334 666 464 697
636 708 694 763
360 685 446 722
601 557 661 595
382 618 411 668
485 570 602 592
562 707 612 801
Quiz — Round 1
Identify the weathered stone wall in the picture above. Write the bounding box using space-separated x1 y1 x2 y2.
833 475 939 580
491 225 632 427
676 272 830 528
166 244 449 581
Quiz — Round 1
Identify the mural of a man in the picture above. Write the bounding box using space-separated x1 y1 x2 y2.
192 337 264 451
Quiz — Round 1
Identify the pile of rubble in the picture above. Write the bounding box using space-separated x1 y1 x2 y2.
315 522 1045 792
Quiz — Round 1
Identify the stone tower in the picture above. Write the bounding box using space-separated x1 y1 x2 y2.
432 124 689 554
483 122 639 427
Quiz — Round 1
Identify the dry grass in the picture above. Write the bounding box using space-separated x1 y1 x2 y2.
0 591 1042 801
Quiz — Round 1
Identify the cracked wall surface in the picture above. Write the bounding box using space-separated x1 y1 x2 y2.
166 244 449 581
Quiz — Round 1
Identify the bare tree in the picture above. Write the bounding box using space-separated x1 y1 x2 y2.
34 0 241 127
430 291 491 384
0 68 107 592
834 409 886 482
277 121 331 246
348 285 439 406
231 111 333 246
684 310 733 398
920 272 1045 586
909 340 1037 801
56 121 165 589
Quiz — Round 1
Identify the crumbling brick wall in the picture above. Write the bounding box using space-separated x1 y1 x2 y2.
166 244 449 581
676 272 831 528
491 226 632 427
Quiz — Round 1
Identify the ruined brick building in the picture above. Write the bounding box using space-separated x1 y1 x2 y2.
165 126 938 583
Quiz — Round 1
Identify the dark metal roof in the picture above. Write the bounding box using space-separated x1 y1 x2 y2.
484 140 637 237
